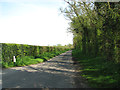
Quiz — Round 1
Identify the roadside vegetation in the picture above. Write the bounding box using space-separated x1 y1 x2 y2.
72 50 120 88
2 43 72 68
61 1 120 88
2 56 43 68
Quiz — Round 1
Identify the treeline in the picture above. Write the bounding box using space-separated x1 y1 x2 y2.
2 43 71 64
61 1 120 63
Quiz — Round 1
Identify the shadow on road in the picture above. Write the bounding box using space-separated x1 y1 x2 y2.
2 50 90 89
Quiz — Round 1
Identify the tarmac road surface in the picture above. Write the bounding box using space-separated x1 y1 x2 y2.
2 50 89 88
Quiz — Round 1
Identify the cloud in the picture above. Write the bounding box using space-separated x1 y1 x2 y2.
0 3 73 46
0 0 40 3
0 5 1 17
0 0 63 3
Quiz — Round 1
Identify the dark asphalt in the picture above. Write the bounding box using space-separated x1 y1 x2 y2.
2 50 89 88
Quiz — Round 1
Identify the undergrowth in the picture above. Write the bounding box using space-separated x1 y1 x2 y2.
72 50 120 88
2 50 68 68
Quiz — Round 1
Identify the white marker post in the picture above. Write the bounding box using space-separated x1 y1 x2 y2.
13 56 16 65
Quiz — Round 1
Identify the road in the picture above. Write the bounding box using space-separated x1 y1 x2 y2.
2 50 89 88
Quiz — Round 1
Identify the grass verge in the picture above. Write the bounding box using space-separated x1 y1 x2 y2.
2 56 44 68
72 50 120 88
2 50 69 68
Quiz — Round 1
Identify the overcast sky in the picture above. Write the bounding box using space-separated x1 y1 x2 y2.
0 0 73 46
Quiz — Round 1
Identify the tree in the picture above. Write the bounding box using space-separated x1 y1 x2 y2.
61 0 120 62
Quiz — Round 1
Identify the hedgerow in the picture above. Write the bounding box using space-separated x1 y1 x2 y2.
1 43 71 68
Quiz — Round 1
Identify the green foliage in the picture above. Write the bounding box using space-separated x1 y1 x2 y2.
61 1 120 87
2 56 43 67
61 1 120 62
2 62 9 68
0 43 2 67
2 43 71 68
72 50 120 88
35 50 68 61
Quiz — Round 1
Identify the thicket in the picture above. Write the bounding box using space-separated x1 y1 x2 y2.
2 43 71 68
0 43 2 67
72 50 120 88
61 1 120 88
61 1 120 63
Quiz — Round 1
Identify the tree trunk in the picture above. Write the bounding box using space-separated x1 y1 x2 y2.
82 28 87 55
94 28 98 57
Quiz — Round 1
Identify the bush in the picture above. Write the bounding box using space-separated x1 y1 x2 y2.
2 43 71 68
14 56 43 66
72 49 120 88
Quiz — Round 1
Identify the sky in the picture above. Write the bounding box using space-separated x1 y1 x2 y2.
0 0 73 46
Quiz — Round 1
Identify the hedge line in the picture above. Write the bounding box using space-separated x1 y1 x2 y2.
2 43 70 64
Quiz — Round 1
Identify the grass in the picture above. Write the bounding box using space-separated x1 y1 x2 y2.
72 50 120 88
2 50 69 68
34 50 67 61
2 56 44 68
